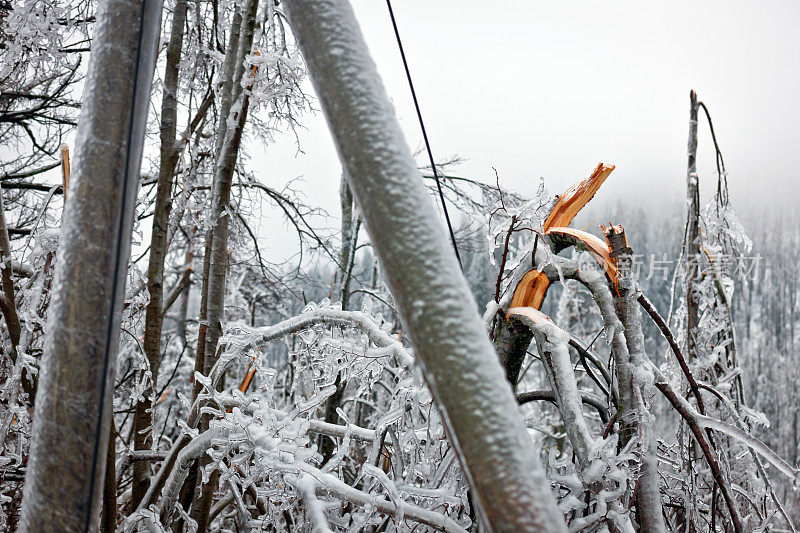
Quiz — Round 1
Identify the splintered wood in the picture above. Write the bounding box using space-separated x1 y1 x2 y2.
543 163 615 230
60 144 70 199
548 227 618 282
510 269 551 309
509 163 616 310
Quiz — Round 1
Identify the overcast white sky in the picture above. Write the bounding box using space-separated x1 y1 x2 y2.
251 0 800 260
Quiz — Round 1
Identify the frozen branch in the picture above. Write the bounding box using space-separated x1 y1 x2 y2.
226 307 413 369
149 427 228 519
293 463 467 533
517 389 609 424
308 418 376 443
511 308 595 467
290 475 335 533
650 363 743 531
160 267 192 318
637 292 705 414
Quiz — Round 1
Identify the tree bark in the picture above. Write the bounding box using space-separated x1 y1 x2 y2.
19 0 163 529
0 185 21 349
339 174 356 309
174 228 195 347
101 421 117 533
191 1 259 528
606 225 665 532
285 2 566 530
132 0 189 507
686 89 700 359
201 0 258 378
493 317 533 388
320 176 358 465
0 183 34 401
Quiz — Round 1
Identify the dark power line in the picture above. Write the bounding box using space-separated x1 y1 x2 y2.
385 0 462 268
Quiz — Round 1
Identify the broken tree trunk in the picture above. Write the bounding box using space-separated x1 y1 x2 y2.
285 1 566 530
604 224 666 533
497 164 614 386
544 163 614 230
686 89 701 359
321 175 358 465
19 0 163 529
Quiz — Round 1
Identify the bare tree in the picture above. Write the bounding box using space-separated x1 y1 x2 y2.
131 0 190 506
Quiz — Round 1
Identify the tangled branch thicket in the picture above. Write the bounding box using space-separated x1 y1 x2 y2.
0 1 798 532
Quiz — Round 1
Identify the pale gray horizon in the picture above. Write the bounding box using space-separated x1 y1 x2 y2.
249 0 800 261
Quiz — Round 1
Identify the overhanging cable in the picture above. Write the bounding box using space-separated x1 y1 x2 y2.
385 0 462 267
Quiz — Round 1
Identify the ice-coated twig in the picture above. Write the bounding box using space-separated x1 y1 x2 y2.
227 478 250 524
517 313 595 467
207 493 236 526
308 418 375 443
139 427 228 518
650 362 744 530
696 382 796 532
220 307 413 374
516 389 609 424
290 475 334 533
654 364 797 481
293 462 467 533
637 292 705 413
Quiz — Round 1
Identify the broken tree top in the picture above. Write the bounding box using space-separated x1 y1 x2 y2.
510 163 620 315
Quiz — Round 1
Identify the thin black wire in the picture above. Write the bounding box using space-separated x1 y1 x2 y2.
385 0 462 267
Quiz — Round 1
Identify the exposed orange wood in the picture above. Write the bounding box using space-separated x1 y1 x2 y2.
156 388 171 404
701 247 719 266
247 49 261 90
238 349 260 394
239 363 257 393
510 269 550 310
543 163 614 230
226 361 258 413
60 144 70 199
546 227 618 282
508 163 614 313
602 224 630 255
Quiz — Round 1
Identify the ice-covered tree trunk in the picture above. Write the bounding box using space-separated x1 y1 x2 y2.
685 89 700 358
201 0 258 380
0 186 21 351
191 0 259 528
320 175 358 465
131 0 189 507
192 0 242 396
0 183 33 400
174 228 195 347
285 1 566 530
618 277 665 532
338 174 356 310
18 0 163 530
606 225 665 532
